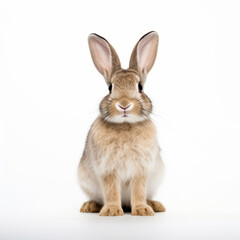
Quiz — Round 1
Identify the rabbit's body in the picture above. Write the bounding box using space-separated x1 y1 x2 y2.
78 117 164 206
78 32 165 216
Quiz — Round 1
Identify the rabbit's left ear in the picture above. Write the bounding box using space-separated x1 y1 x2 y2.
129 31 159 83
88 34 121 85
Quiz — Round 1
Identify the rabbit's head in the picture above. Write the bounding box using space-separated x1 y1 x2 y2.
88 31 159 123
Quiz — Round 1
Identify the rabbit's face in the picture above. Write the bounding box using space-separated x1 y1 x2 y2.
88 31 158 124
100 70 152 123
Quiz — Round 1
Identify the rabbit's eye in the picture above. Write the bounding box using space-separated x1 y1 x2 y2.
138 82 143 93
108 84 112 93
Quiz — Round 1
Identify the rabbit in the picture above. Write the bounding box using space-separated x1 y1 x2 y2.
78 31 165 216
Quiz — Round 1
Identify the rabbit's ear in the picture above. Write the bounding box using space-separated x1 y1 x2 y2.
88 34 121 85
129 31 159 82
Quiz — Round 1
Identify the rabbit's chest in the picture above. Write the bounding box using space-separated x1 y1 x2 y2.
94 134 158 178
91 118 158 177
113 140 156 175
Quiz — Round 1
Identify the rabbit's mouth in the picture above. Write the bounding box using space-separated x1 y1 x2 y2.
122 109 129 117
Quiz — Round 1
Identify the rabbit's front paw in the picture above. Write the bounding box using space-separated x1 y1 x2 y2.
132 204 154 216
99 205 124 216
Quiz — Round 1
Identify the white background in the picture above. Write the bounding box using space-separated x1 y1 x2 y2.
1 0 240 239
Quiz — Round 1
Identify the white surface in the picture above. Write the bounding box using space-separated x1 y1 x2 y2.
1 213 240 240
1 0 240 239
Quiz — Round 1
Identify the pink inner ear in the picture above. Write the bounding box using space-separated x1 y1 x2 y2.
90 37 111 76
138 40 152 73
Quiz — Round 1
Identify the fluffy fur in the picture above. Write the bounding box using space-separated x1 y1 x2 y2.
78 31 165 216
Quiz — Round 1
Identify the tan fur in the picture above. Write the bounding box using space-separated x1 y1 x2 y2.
99 174 124 216
131 175 155 216
78 32 165 216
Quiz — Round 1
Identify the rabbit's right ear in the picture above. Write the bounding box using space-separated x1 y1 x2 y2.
88 34 121 85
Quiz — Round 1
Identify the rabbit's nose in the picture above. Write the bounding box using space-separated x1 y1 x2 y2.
116 99 134 112
116 102 133 112
118 104 130 110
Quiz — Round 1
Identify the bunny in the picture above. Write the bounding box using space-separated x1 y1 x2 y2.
78 31 165 216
